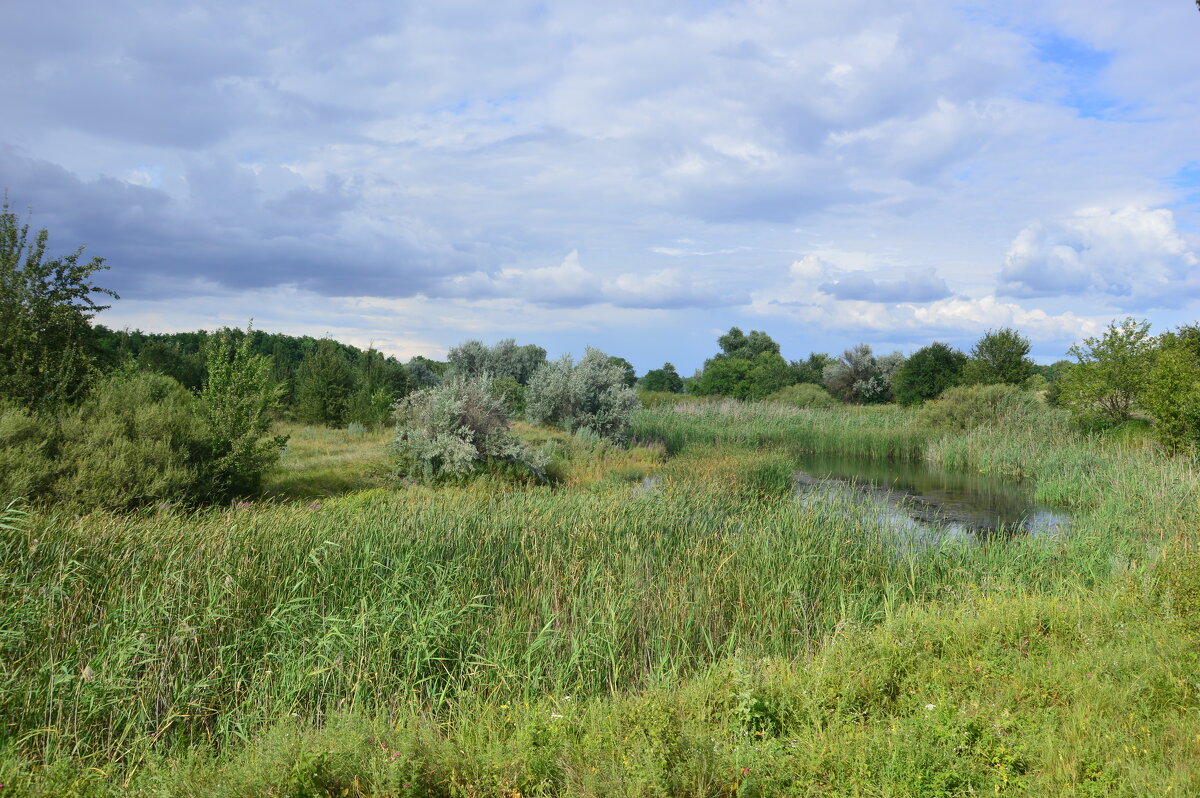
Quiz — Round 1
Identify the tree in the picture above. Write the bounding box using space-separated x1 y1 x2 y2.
691 327 795 398
789 353 834 385
199 326 287 499
641 362 684 393
891 342 967 405
0 200 117 410
606 356 637 388
1143 326 1200 452
526 348 641 442
447 338 547 385
295 339 356 426
1058 318 1154 425
715 327 781 361
964 328 1035 386
823 344 904 404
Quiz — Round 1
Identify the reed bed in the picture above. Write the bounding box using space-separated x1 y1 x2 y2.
2 404 1198 794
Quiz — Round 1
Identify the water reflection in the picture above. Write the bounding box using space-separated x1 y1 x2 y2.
792 451 1070 537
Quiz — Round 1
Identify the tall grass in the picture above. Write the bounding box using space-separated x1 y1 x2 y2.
2 405 1198 793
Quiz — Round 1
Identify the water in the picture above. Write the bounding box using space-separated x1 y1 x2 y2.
793 451 1070 538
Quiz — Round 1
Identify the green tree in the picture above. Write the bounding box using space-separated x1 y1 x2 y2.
0 200 117 410
689 357 752 397
963 327 1035 386
715 327 781 361
295 339 356 426
891 342 967 405
199 326 287 499
606 356 637 388
789 353 834 385
641 362 684 393
1058 318 1154 425
1143 327 1200 452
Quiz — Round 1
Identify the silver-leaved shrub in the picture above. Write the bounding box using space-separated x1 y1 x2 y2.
393 375 547 483
525 348 641 442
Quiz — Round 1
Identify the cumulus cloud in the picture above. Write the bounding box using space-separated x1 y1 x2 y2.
753 255 1097 341
784 255 952 303
437 250 741 309
998 207 1200 309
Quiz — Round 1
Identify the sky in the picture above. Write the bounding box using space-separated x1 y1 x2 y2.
2 0 1199 373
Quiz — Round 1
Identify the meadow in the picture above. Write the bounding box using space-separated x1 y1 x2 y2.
1 402 1198 796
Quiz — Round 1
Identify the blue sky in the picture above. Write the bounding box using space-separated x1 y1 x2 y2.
2 0 1198 373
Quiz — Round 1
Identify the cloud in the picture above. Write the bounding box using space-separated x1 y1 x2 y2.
437 250 742 309
784 255 952 303
752 255 1097 341
998 207 1200 309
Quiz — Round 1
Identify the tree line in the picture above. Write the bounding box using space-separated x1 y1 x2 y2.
5 201 1200 507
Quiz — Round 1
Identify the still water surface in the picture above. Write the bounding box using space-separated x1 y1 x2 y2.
793 451 1070 538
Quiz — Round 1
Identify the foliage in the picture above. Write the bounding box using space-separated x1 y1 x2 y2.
488 375 527 416
789 352 835 385
715 326 781 361
917 383 1047 431
0 402 58 501
54 371 211 510
1142 331 1200 452
0 200 117 411
891 342 967 405
198 327 288 500
691 351 795 400
606 355 637 388
822 343 905 404
764 382 839 408
526 348 641 442
640 362 684 393
3 403 1199 793
1058 318 1154 425
964 327 1035 386
295 339 357 426
404 356 446 389
393 375 546 482
446 338 547 385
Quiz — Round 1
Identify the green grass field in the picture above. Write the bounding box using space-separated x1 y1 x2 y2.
1 404 1198 796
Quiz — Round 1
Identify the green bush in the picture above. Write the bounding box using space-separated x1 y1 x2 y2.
917 383 1046 431
394 376 547 483
0 402 58 501
764 382 839 408
55 372 209 511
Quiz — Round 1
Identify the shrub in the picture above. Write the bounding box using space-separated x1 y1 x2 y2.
917 383 1046 430
823 344 905 404
764 382 839 409
1142 342 1200 453
0 402 58 501
393 376 547 483
526 348 641 442
295 339 356 426
55 372 210 510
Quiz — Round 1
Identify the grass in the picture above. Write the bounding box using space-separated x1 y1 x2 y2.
1 403 1198 795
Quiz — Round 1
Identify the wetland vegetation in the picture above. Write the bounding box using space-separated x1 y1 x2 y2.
4 207 1200 794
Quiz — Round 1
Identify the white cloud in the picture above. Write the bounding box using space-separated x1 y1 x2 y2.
998 207 1200 309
